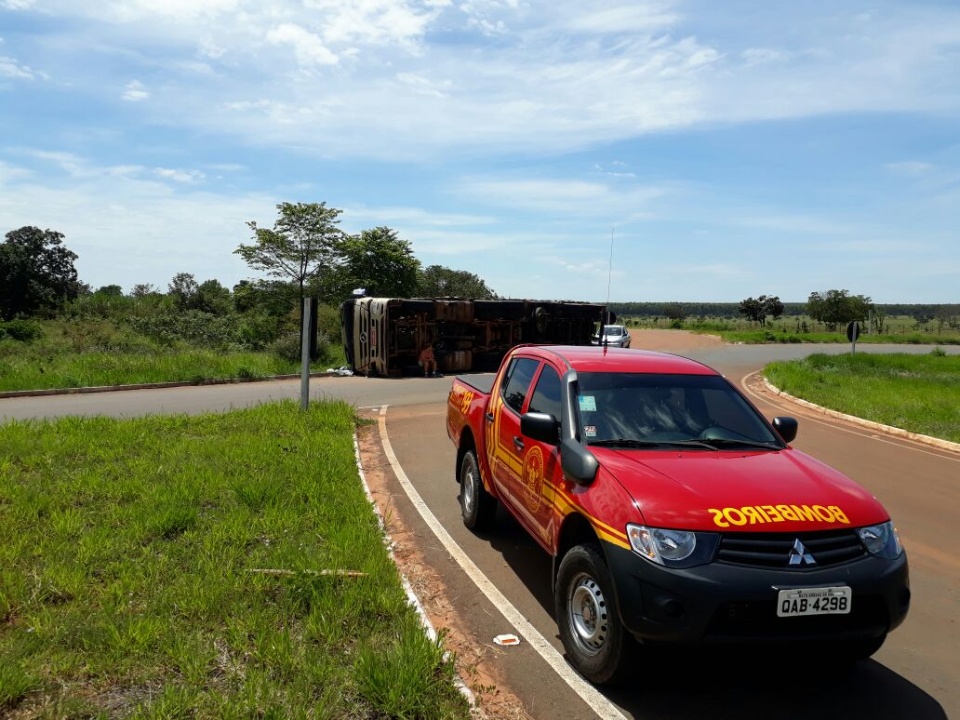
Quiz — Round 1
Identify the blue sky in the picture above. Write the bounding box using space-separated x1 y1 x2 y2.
1 0 958 304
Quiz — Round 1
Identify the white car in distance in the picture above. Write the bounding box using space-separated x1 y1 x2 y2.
593 324 631 348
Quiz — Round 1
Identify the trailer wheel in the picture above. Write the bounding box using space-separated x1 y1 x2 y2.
459 450 496 531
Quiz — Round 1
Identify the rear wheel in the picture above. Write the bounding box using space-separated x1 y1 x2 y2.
459 450 496 531
555 543 635 685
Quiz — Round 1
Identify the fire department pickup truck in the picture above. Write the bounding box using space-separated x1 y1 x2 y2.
445 344 910 684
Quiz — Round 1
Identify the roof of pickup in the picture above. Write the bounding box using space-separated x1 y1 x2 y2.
520 345 718 375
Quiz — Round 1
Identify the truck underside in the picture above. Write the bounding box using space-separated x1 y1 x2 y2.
341 297 606 376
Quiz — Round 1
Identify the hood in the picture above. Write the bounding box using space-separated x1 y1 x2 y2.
594 447 889 533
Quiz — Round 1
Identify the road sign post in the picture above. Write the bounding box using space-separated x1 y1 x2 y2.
300 297 313 411
846 320 860 356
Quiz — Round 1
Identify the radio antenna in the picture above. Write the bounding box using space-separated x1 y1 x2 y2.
604 227 615 328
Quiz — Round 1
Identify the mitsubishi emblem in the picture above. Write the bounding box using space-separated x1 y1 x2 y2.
788 539 816 566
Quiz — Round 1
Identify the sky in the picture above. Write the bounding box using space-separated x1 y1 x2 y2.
1 0 959 304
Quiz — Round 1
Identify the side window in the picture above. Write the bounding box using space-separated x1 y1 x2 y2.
501 357 540 414
528 365 562 420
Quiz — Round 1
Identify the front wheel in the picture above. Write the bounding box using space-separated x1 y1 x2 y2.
459 450 496 531
555 543 634 685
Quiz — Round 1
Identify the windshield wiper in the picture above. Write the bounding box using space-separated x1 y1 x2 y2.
697 438 781 451
588 438 718 451
588 439 661 448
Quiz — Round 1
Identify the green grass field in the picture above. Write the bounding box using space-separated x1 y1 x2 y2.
0 401 471 719
765 351 960 443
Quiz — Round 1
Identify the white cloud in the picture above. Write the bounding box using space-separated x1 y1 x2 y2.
266 24 339 67
885 161 934 177
122 80 149 102
0 55 44 79
153 167 205 183
741 47 788 66
457 177 670 217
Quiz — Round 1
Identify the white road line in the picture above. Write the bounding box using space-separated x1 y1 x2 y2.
376 405 628 720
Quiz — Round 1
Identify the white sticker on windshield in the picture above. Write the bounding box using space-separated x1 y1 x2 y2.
579 395 597 412
584 425 598 438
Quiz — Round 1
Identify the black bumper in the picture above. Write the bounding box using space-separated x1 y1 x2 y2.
604 541 910 645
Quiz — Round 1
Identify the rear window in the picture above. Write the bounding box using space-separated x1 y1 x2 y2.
501 357 540 414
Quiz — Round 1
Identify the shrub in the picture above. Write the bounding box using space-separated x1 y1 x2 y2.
0 319 44 342
128 310 239 349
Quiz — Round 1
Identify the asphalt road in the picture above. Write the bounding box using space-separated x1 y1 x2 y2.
2 341 958 719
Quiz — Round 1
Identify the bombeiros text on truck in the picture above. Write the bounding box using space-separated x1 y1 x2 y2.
446 343 910 684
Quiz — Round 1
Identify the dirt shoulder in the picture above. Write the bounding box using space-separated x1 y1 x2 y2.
625 328 726 351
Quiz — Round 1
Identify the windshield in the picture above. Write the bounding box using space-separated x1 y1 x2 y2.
576 372 782 449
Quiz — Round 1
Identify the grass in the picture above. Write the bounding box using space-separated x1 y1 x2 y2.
622 315 960 345
0 401 471 719
765 350 960 443
0 346 321 392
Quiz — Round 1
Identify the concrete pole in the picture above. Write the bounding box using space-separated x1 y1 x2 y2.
300 297 312 411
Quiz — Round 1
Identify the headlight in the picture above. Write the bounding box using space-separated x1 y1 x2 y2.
627 525 697 564
858 521 903 559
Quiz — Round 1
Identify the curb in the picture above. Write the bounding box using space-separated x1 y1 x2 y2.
761 377 960 455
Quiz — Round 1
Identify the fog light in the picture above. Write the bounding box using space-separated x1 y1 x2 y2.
658 598 685 620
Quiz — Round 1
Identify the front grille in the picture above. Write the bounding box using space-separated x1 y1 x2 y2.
716 530 866 569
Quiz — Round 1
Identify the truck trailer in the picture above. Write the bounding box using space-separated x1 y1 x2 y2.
340 297 606 376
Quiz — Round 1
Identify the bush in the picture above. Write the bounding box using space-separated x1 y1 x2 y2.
128 310 239 349
0 319 44 342
269 331 331 364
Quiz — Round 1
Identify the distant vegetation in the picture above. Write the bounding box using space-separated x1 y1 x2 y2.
612 297 960 346
3 214 958 394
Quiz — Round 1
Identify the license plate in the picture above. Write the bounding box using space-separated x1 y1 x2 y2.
777 586 852 617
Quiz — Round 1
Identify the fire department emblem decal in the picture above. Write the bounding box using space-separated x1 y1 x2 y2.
522 445 544 512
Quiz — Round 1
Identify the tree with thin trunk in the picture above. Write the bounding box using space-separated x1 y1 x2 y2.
235 202 345 306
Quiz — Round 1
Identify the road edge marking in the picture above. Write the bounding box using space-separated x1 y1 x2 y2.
376 405 628 720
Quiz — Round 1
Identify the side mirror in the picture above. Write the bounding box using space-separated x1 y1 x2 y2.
772 416 798 444
521 412 560 444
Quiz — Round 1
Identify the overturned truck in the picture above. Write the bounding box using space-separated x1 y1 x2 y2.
340 297 605 376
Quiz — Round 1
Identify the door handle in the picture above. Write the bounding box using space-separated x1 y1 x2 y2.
485 412 494 423
513 436 525 451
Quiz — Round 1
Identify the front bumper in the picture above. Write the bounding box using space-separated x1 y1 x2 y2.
604 541 910 645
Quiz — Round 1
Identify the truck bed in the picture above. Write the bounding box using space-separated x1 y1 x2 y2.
453 373 496 396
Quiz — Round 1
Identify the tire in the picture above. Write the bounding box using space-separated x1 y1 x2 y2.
555 543 634 685
459 450 496 531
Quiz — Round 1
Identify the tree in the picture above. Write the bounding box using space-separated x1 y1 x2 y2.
235 202 345 306
95 284 123 296
0 226 82 320
196 279 233 316
325 227 421 300
417 265 498 299
738 297 765 325
168 272 200 309
807 289 872 331
738 295 784 327
233 279 298 316
131 283 158 297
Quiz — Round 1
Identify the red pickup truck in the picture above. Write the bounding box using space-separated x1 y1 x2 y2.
446 344 910 684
